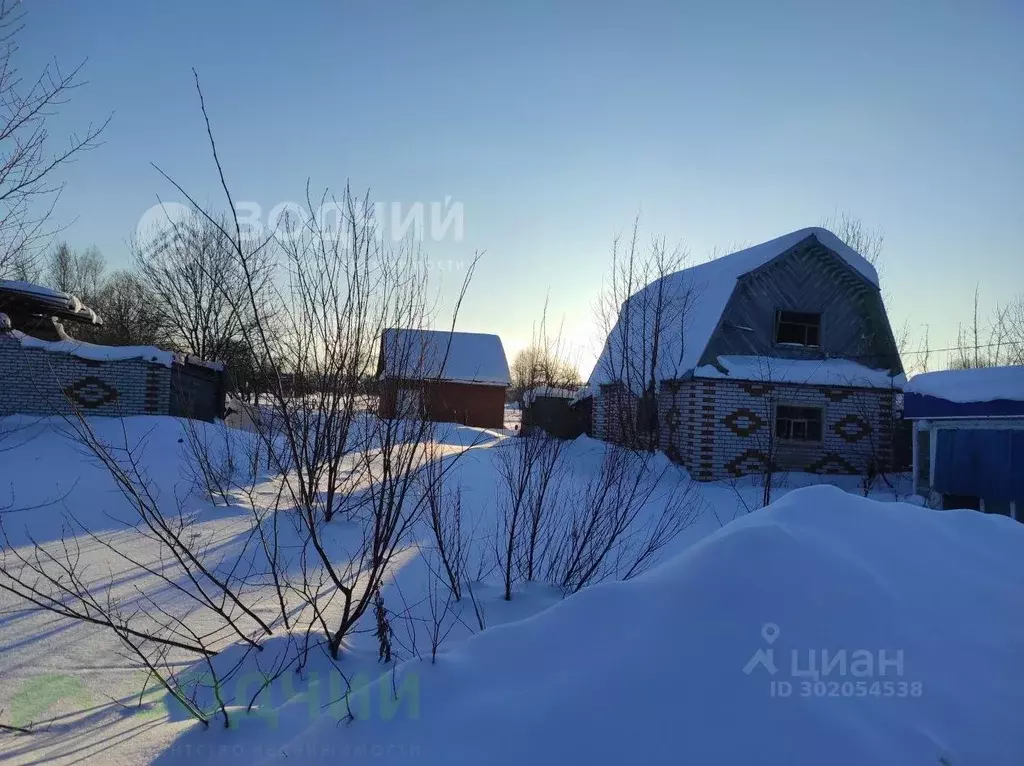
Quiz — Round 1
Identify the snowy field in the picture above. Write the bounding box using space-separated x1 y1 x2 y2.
1 414 1022 765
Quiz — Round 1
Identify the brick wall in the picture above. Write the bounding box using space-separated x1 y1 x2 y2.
594 382 653 446
658 378 895 481
0 333 171 417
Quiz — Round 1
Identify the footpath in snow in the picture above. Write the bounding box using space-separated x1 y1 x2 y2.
0 415 1021 765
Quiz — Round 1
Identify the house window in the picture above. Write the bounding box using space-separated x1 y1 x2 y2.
775 311 821 347
775 405 823 441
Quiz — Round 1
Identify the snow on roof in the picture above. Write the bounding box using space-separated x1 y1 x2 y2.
522 386 579 406
7 330 175 366
905 366 1024 404
0 279 103 325
695 356 905 389
380 328 510 386
589 227 880 389
0 280 73 303
568 383 593 405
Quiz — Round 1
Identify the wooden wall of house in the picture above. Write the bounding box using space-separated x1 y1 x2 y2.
379 378 506 429
699 239 902 373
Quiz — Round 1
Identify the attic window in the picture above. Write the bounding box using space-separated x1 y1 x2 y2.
775 311 820 347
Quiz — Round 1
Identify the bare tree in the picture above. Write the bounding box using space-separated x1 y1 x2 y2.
594 216 698 447
518 432 566 582
0 72 485 735
45 242 105 301
133 207 271 362
998 295 1024 365
948 286 1022 369
91 270 169 347
544 444 702 593
821 211 884 269
422 452 468 601
723 358 784 514
494 430 567 600
0 0 108 275
510 345 580 399
510 304 581 403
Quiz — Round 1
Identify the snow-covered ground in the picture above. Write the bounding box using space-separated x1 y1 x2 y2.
0 414 1021 765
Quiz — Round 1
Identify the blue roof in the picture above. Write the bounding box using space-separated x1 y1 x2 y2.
904 392 1024 419
904 366 1024 419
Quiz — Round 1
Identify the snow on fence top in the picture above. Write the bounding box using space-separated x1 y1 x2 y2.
380 328 511 386
905 365 1024 404
695 356 905 389
8 329 175 366
589 227 880 390
522 386 579 406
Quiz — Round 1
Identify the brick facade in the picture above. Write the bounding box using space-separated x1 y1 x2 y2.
597 377 895 482
593 383 639 444
1 332 173 418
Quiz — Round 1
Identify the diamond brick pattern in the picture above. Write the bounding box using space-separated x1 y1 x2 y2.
740 382 770 397
653 376 894 481
63 376 119 409
725 448 770 477
807 451 858 475
832 413 872 443
0 334 172 418
723 407 764 437
824 388 852 402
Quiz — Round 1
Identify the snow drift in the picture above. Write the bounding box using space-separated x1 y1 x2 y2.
255 485 1024 766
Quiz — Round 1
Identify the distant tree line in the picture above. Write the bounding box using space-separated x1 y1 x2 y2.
14 210 277 401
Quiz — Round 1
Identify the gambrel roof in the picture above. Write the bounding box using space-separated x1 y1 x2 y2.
589 227 900 391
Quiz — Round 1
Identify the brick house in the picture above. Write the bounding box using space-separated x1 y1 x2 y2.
588 227 905 481
377 328 510 429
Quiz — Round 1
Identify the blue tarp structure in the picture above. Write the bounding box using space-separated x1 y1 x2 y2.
934 429 1024 502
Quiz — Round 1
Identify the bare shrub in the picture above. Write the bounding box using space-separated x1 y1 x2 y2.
594 216 699 446
546 444 703 593
422 453 468 600
0 73 484 732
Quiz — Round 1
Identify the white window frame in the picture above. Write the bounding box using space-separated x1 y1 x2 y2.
774 403 825 443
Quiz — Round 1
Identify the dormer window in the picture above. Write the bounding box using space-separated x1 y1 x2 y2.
775 310 821 347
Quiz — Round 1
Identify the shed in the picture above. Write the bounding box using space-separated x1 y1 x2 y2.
904 366 1024 518
377 328 510 429
521 386 589 438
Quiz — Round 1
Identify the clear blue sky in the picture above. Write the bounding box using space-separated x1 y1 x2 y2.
19 0 1024 373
